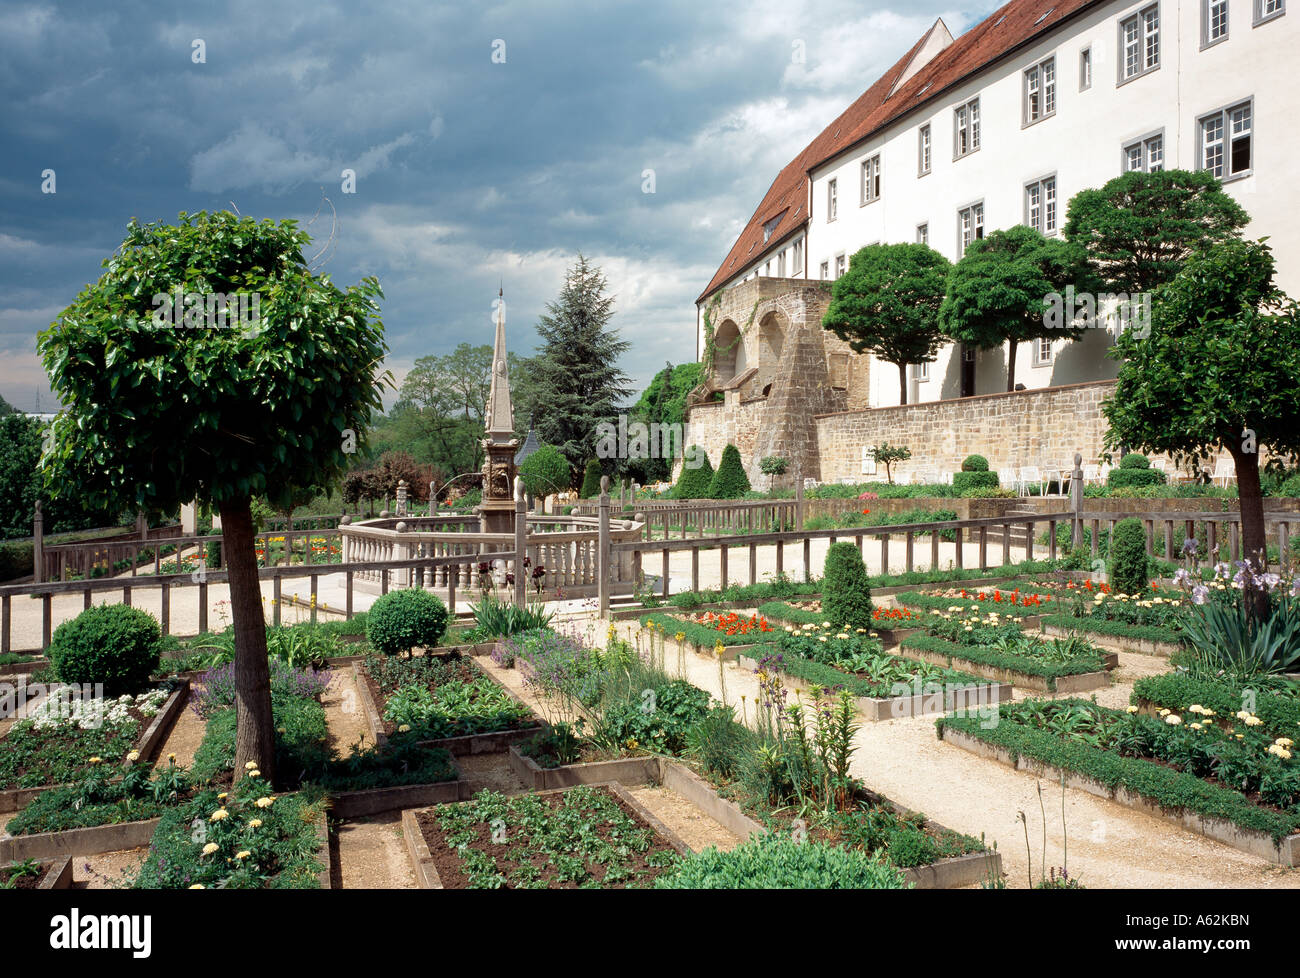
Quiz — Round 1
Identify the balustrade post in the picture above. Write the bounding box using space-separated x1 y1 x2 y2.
515 477 528 609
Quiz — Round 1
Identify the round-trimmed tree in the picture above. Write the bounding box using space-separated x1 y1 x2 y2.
708 444 751 499
37 211 388 784
518 444 571 506
1103 238 1300 619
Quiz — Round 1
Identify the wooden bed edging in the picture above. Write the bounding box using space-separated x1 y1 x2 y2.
939 725 1300 867
893 642 1109 695
0 816 162 863
1040 622 1181 658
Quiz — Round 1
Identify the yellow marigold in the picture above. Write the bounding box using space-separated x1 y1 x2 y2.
88 757 102 765
1276 738 1295 748
127 750 140 762
1126 706 1139 714
1245 716 1264 727
398 724 411 733
210 809 229 822
248 818 263 829
189 884 205 889
256 797 274 809
247 770 261 779
245 761 259 770
235 850 251 860
202 843 219 855
217 793 228 801
1165 714 1182 726
168 753 176 762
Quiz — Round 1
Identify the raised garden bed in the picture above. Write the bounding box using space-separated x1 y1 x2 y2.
0 857 73 889
0 680 189 814
938 702 1300 867
0 656 48 678
897 634 1110 694
0 814 162 863
402 782 691 889
1038 615 1183 657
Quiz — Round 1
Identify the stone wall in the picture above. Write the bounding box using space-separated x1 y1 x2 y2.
681 395 766 478
816 380 1119 484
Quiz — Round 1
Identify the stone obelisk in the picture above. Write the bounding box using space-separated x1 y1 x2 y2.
477 288 519 534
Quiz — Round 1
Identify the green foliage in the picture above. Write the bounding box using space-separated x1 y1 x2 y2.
1062 169 1251 294
1120 452 1150 469
470 593 555 639
527 256 632 476
48 605 161 695
952 470 999 492
759 455 788 476
685 706 753 778
898 633 1106 685
939 224 1096 391
623 361 702 484
656 833 908 889
1132 673 1300 738
1109 518 1151 595
1037 613 1183 647
865 443 912 484
518 444 572 498
1108 453 1166 488
822 542 873 631
366 589 450 655
579 459 603 499
1182 594 1300 680
822 243 951 405
671 447 714 499
0 414 117 539
961 455 990 472
708 444 751 499
597 680 712 755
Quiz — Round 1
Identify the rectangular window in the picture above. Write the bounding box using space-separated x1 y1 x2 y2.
835 254 846 278
911 361 930 381
792 239 803 274
1025 176 1058 234
861 154 881 204
954 97 980 159
1119 4 1160 82
777 250 786 277
1204 0 1229 44
1080 46 1092 90
1199 99 1253 179
763 260 771 276
1255 0 1285 24
958 202 985 254
918 124 932 175
1123 131 1164 172
1035 337 1054 365
819 260 829 280
827 179 838 222
1024 56 1057 125
917 223 929 245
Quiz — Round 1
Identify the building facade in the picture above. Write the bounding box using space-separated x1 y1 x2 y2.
687 0 1292 482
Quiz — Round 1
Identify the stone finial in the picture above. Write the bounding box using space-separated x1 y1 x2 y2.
514 475 525 502
600 475 610 495
380 509 390 518
484 288 515 441
395 521 408 533
340 515 351 525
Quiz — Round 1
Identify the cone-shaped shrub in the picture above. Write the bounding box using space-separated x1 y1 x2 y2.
1109 517 1151 594
672 447 714 499
823 541 873 630
708 444 751 499
579 459 603 498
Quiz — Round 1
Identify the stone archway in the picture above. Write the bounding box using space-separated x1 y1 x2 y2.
757 311 787 393
713 319 743 383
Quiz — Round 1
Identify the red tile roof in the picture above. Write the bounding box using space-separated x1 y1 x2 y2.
697 0 1101 304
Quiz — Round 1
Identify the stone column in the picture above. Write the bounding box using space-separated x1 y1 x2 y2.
598 476 611 616
1070 452 1084 548
513 477 527 609
396 480 409 518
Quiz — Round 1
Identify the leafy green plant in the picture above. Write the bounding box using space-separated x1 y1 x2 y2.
864 443 912 484
823 542 873 630
47 604 162 695
759 456 788 476
1109 518 1151 595
655 833 908 889
708 444 752 499
470 593 554 639
366 588 450 655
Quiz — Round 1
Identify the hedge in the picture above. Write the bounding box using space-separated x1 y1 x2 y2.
738 643 985 699
1036 613 1185 647
952 471 999 493
937 704 1300 842
1131 673 1300 737
899 632 1106 685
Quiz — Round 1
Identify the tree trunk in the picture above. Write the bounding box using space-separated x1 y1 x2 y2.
218 496 276 786
1229 445 1270 622
897 362 908 406
1006 341 1018 392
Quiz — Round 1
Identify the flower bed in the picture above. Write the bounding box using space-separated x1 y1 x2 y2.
0 857 72 890
898 633 1110 693
1131 674 1300 740
405 784 688 888
937 699 1300 864
1036 614 1184 652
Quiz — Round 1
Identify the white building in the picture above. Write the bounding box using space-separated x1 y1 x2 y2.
696 0 1294 408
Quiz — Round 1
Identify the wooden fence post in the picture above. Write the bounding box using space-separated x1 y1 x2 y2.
32 500 44 582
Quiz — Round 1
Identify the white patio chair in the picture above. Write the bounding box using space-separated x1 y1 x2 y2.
1210 457 1235 488
1019 465 1046 497
998 468 1020 495
1082 463 1101 484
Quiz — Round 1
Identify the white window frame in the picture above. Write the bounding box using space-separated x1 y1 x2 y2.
953 97 980 159
819 260 830 280
1254 0 1285 25
1024 175 1058 234
1118 3 1161 84
918 124 932 175
1122 129 1165 172
827 179 838 222
861 154 882 205
1023 56 1057 126
916 223 929 245
911 361 930 382
792 239 803 276
1202 0 1229 47
777 250 786 277
1079 46 1092 90
1198 98 1254 181
957 201 985 255
834 253 847 278
1034 337 1054 366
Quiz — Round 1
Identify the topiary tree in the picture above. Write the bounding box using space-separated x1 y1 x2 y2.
866 443 911 485
961 455 989 472
822 542 873 630
366 588 450 655
952 454 998 492
37 211 388 784
672 447 714 499
822 243 951 405
579 459 604 498
518 444 572 506
708 444 751 499
939 225 1096 392
1063 169 1250 295
1103 238 1300 620
1107 453 1166 488
1109 518 1151 595
47 604 161 696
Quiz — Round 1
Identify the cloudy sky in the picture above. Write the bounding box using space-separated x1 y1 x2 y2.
0 0 997 413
